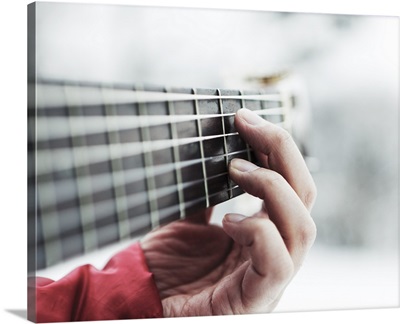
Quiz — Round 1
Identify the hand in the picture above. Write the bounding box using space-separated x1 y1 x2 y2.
140 108 317 316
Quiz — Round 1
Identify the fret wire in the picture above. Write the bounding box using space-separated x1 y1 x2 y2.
101 85 130 240
217 89 232 199
64 83 98 253
37 83 283 107
38 147 252 208
36 101 63 267
35 108 284 141
32 85 39 269
166 87 185 219
239 89 252 162
193 88 210 207
138 88 160 229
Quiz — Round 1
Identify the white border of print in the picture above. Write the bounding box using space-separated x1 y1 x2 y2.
0 1 398 324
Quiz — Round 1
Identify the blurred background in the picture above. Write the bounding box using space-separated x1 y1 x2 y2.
34 2 398 312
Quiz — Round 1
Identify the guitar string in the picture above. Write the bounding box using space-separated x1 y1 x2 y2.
35 108 284 141
38 181 244 243
34 110 280 238
38 142 246 241
36 83 283 107
36 110 276 239
37 146 250 257
33 82 289 264
35 130 278 175
39 170 230 234
37 147 253 209
34 86 284 178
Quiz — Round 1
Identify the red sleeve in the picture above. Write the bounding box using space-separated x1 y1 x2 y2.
30 242 164 322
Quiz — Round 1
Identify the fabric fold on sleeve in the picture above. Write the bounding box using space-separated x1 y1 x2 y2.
31 242 163 322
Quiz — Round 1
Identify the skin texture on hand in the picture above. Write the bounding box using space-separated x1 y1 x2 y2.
140 108 317 317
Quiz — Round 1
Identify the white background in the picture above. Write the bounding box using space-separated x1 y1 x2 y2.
0 0 399 324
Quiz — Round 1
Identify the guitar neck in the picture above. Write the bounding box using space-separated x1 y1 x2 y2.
28 80 293 269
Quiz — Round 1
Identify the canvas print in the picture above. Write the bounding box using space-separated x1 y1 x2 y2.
27 2 399 322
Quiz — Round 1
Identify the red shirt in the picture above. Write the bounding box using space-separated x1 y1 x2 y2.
29 243 163 322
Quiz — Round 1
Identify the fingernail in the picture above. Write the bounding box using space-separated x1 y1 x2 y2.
238 108 264 125
230 158 259 173
225 214 246 223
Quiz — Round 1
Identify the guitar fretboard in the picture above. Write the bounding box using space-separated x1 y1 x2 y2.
28 80 293 269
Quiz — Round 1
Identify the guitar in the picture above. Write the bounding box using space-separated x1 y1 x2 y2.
28 79 296 270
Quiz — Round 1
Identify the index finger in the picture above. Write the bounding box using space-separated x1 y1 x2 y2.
234 108 317 210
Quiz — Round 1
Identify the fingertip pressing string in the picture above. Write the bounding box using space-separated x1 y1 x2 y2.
237 108 266 126
230 158 260 173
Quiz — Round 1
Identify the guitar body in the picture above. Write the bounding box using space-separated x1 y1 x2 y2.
28 79 294 269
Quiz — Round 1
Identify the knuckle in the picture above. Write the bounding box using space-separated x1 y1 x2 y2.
303 182 318 210
249 219 269 245
273 128 293 149
263 170 284 187
299 218 317 248
248 169 283 199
